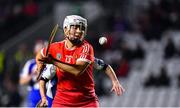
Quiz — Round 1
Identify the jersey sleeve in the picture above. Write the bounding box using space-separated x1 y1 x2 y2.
41 64 56 80
93 58 107 70
41 45 50 57
20 61 30 77
41 43 54 57
20 60 35 77
41 42 59 58
41 48 46 57
76 43 94 63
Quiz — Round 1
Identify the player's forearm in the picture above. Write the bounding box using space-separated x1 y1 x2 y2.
36 52 44 72
105 65 119 82
53 61 89 76
39 80 47 99
19 76 32 85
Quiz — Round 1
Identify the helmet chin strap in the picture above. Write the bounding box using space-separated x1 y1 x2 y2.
65 27 83 45
65 34 82 45
68 38 82 45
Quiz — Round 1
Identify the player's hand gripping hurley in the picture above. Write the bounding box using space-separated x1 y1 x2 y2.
36 24 59 81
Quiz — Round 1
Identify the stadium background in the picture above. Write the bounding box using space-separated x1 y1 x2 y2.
0 0 180 107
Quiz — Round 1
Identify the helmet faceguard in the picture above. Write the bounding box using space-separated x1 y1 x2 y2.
63 15 87 45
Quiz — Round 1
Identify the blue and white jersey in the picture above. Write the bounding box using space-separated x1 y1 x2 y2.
41 64 57 99
93 57 107 70
20 59 39 90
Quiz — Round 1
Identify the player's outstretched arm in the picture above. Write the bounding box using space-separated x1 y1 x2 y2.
105 65 125 96
94 58 125 96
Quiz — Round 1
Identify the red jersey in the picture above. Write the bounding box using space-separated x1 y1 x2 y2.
42 40 98 107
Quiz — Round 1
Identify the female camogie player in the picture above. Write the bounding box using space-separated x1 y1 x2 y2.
37 58 125 107
36 15 124 107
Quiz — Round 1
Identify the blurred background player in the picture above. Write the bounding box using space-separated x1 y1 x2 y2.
19 40 50 107
38 57 125 107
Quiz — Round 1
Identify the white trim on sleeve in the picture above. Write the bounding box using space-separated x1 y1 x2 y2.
76 58 92 64
41 48 45 57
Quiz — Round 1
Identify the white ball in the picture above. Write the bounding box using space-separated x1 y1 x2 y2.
99 37 107 45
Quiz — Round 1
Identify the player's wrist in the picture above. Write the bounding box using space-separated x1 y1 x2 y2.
41 96 47 100
112 80 119 84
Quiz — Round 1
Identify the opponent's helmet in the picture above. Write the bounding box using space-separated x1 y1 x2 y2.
63 15 88 35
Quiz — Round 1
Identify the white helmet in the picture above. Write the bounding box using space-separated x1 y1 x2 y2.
63 15 88 35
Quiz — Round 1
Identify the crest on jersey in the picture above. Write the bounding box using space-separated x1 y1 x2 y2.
56 53 61 60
